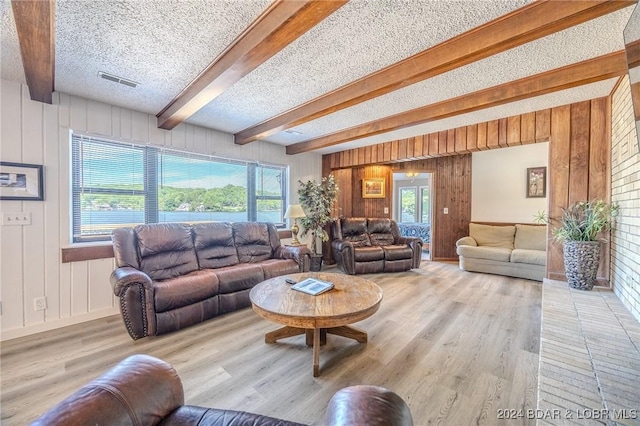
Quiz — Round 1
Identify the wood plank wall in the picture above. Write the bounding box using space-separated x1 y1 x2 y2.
547 99 611 284
323 97 612 284
392 156 472 259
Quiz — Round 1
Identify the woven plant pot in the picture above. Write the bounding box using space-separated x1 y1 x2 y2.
563 240 601 291
309 254 323 272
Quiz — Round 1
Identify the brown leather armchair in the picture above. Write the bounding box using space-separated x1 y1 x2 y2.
32 354 413 426
331 218 422 275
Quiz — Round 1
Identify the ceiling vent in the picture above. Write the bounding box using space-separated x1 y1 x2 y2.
285 130 302 136
97 71 139 88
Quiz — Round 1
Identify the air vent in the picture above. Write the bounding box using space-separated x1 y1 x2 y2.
97 71 139 88
285 130 302 136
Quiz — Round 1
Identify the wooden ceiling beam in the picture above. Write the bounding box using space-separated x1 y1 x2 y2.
157 0 347 130
11 0 55 104
286 51 628 155
235 0 633 145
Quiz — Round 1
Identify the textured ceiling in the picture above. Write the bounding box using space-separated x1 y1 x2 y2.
1 0 637 155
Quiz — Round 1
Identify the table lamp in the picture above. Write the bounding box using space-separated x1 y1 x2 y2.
284 204 306 246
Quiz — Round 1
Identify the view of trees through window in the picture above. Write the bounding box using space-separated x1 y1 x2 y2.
72 135 287 242
400 187 417 222
398 183 430 224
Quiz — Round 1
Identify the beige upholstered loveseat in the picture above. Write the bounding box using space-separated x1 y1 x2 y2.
455 223 547 281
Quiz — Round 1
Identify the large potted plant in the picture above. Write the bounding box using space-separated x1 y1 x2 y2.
297 174 338 271
538 200 619 290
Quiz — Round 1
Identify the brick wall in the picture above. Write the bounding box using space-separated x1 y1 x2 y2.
611 74 640 322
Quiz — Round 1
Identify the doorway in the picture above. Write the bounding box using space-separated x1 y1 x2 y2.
392 172 433 260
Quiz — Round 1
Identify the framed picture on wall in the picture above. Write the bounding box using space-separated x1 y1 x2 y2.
362 178 385 198
0 162 44 201
526 166 546 198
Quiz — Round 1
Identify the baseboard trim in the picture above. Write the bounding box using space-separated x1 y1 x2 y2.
0 308 119 342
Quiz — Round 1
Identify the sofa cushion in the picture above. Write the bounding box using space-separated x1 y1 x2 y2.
354 246 385 262
514 224 547 251
382 244 413 261
214 263 264 294
368 218 396 246
341 218 371 247
384 258 413 272
111 227 140 269
469 223 516 249
510 249 546 266
153 270 219 313
233 222 273 263
456 245 512 262
258 258 300 279
193 222 239 269
135 223 198 280
164 406 305 426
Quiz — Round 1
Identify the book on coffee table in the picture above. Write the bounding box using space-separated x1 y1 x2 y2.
291 278 334 296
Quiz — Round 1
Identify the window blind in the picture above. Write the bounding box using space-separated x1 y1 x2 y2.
71 134 287 242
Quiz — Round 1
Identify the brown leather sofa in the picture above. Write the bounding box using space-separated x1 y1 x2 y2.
331 218 423 275
32 354 413 426
111 222 310 340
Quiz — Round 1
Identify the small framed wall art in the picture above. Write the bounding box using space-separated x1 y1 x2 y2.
362 178 385 198
526 166 546 198
0 162 44 201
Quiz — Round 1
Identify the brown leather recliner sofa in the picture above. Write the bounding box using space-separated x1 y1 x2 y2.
111 222 310 340
331 217 423 275
32 354 414 426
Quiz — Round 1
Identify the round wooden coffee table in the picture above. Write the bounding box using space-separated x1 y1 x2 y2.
249 272 383 377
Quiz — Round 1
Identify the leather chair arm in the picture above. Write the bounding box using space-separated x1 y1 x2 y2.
456 236 477 247
324 385 413 426
397 236 423 269
331 239 354 253
32 354 184 426
331 240 356 275
275 245 311 272
110 267 156 340
110 267 153 297
397 236 422 249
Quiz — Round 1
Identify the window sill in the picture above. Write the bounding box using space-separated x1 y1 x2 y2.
60 229 293 263
61 243 114 263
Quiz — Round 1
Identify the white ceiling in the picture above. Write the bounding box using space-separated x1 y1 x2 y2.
1 0 637 155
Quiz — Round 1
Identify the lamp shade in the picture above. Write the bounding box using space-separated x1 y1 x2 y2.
284 204 306 219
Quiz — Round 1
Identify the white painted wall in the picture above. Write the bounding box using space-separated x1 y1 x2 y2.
0 79 322 340
471 143 549 223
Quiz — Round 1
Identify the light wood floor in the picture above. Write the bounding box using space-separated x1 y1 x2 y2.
1 261 542 425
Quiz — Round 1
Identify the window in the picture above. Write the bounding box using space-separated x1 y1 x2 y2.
399 187 417 222
72 134 287 242
420 186 430 223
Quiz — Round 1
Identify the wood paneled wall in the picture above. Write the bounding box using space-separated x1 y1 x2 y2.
547 98 611 284
326 156 470 260
392 156 472 259
323 97 612 284
325 109 551 167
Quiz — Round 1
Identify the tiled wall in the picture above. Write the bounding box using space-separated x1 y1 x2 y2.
611 75 640 322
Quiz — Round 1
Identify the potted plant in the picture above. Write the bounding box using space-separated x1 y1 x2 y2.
297 175 339 271
536 200 619 290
